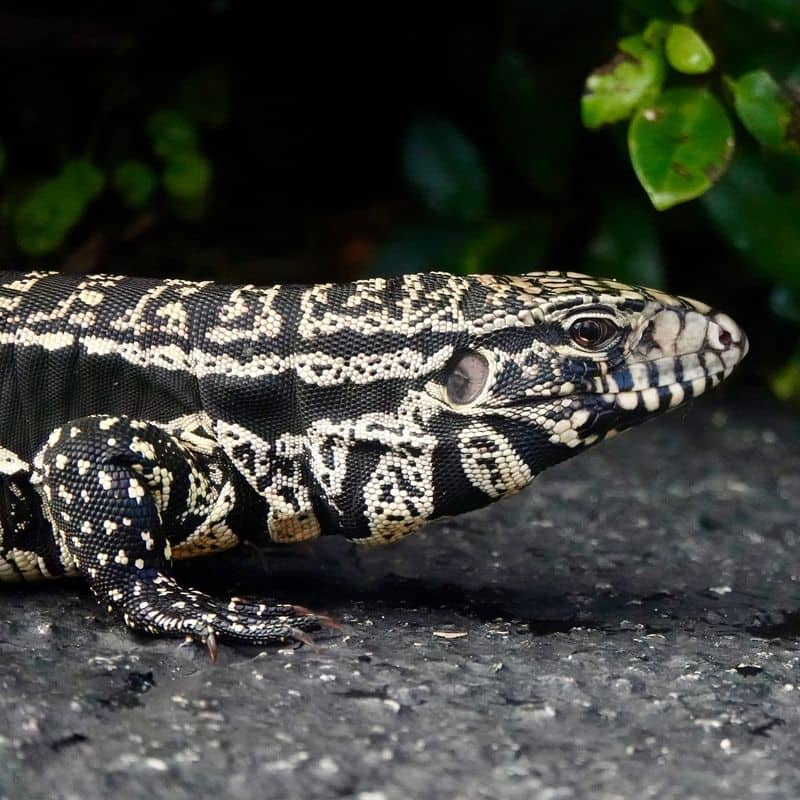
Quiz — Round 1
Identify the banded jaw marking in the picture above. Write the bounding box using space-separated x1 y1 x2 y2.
592 301 748 415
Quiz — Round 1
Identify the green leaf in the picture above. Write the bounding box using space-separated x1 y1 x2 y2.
581 35 666 129
113 161 158 209
59 160 105 201
460 219 548 275
703 147 800 289
163 151 213 200
146 110 199 159
642 19 671 46
12 159 104 255
13 179 85 255
732 70 800 154
402 116 489 221
584 199 666 287
665 24 715 74
771 351 800 406
628 88 735 209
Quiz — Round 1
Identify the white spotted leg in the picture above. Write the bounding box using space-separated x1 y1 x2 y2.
31 415 323 655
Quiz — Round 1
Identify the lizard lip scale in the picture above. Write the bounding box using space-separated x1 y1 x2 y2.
534 300 749 451
0 269 748 652
597 306 748 413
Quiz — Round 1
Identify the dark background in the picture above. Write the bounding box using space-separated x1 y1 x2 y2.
1 2 798 390
2 8 800 798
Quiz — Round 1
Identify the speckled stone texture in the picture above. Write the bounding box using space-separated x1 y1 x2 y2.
0 389 797 800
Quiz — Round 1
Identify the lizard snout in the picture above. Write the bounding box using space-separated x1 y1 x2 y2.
635 304 748 372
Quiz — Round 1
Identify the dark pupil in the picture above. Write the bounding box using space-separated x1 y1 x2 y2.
571 318 612 348
446 352 489 405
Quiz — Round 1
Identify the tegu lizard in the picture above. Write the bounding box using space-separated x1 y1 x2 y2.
0 270 748 656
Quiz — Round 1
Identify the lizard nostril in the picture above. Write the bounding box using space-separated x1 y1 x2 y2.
709 312 743 351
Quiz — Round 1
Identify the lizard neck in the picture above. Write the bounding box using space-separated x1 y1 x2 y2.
196 282 327 543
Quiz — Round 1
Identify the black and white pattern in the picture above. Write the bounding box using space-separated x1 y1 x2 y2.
0 269 748 649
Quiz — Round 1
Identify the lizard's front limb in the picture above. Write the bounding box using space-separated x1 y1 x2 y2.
32 415 320 653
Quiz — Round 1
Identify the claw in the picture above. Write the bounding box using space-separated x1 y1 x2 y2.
289 627 317 648
290 605 342 632
205 629 219 662
313 614 343 632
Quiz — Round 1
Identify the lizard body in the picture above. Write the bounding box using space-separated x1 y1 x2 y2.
0 269 748 649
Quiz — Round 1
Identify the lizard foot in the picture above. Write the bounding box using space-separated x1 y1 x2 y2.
36 414 334 657
106 571 326 651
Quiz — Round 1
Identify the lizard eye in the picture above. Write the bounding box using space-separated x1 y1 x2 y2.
445 351 490 406
569 317 618 350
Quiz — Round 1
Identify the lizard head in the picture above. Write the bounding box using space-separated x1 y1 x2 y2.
207 272 747 545
297 271 747 543
421 271 748 505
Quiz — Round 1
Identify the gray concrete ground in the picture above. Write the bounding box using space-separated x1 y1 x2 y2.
0 389 798 800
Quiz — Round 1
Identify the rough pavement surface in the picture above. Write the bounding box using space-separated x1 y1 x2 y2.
0 389 797 800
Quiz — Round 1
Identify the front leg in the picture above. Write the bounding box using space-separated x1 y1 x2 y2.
32 415 320 654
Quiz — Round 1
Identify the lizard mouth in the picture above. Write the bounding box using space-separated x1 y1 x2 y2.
592 308 749 413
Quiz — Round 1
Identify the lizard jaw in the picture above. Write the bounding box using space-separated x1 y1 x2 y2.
591 306 748 413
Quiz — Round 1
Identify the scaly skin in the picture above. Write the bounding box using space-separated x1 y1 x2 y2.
0 270 748 652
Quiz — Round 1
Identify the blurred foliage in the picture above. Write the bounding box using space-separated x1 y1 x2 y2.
113 161 158 210
772 351 800 409
382 0 800 402
14 160 104 255
402 117 489 221
0 3 798 402
3 55 224 255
